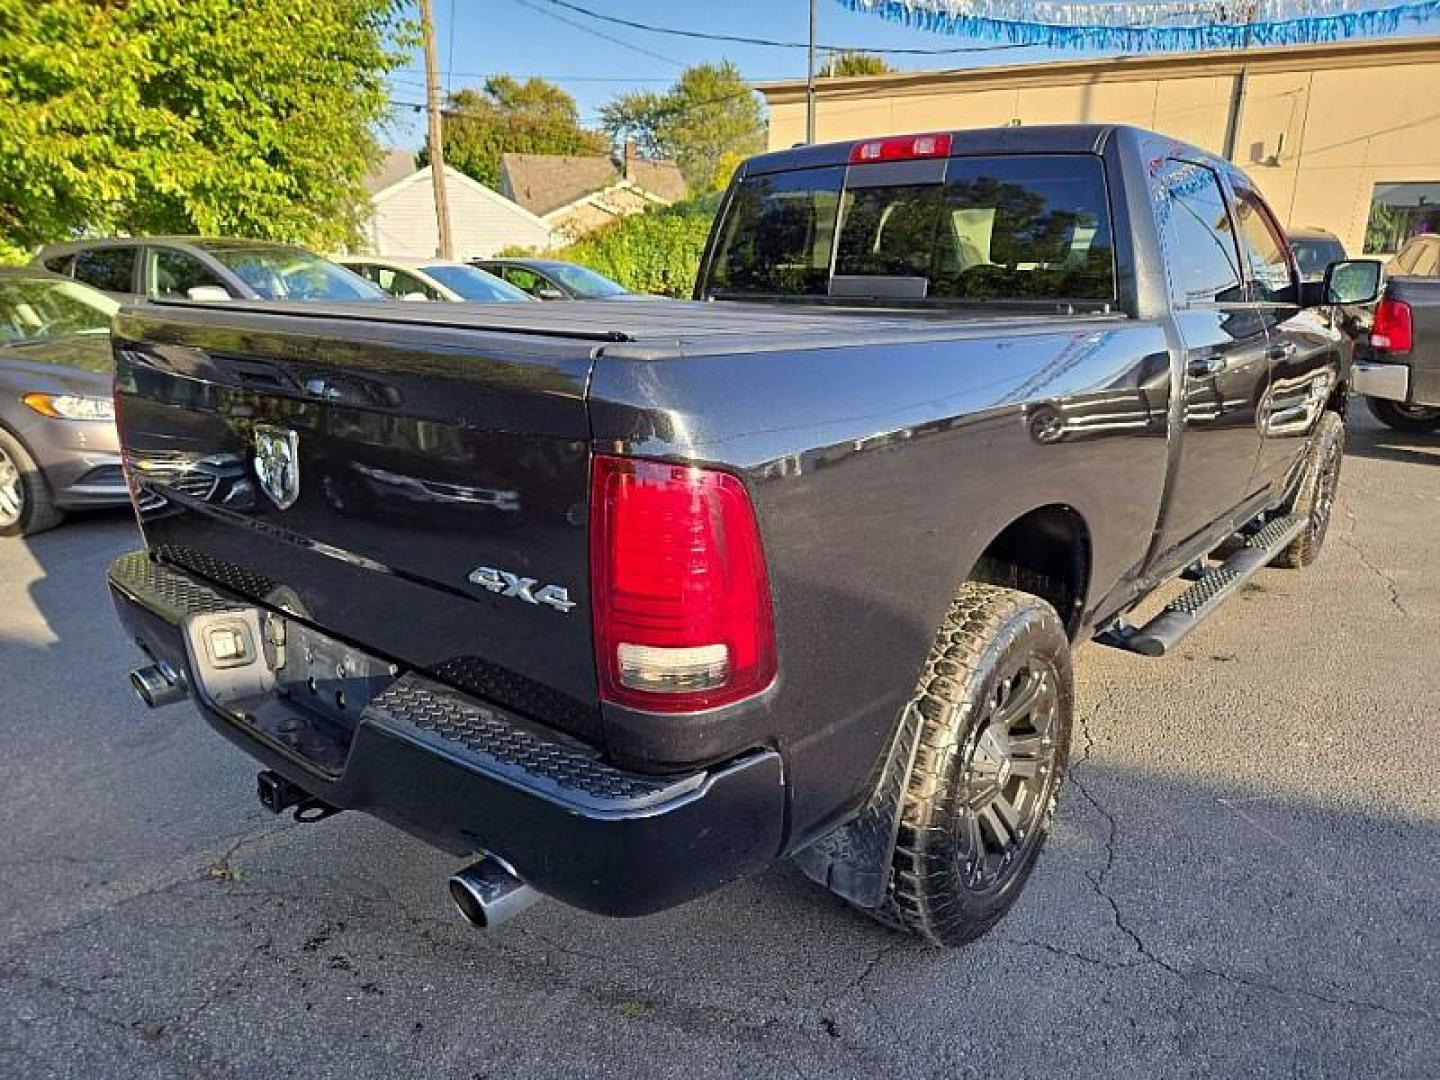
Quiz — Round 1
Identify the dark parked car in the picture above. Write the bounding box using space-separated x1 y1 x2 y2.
1287 227 1347 282
1351 232 1440 431
107 125 1379 947
33 237 386 304
0 268 128 535
471 258 631 300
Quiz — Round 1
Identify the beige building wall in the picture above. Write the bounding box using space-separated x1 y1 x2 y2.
760 37 1440 256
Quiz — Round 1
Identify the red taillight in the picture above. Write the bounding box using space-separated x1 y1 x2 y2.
1371 296 1413 354
848 132 952 164
590 455 776 713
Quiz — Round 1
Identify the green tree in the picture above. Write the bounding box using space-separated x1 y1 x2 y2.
826 52 893 77
423 76 608 189
0 0 409 261
600 62 764 194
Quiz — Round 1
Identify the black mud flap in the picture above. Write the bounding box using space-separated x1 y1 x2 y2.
792 700 924 909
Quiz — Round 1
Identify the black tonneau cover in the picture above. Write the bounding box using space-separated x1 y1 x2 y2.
141 296 1124 362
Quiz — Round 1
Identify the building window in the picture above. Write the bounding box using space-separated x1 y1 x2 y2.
1365 182 1440 254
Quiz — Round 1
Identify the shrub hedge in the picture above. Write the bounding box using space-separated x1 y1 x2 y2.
506 195 722 298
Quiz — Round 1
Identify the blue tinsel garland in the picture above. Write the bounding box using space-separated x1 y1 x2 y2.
837 0 1440 51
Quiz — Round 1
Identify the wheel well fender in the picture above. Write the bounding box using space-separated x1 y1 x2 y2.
966 504 1092 638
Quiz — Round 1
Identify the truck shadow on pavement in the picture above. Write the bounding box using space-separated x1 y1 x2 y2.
4 756 1435 1078
3 503 1437 1077
1343 419 1440 466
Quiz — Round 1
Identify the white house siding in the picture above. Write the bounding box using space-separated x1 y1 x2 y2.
366 167 553 260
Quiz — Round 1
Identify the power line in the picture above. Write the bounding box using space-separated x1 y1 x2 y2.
506 0 684 68
535 0 1040 55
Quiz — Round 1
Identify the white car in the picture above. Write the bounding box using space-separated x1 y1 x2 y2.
336 256 533 304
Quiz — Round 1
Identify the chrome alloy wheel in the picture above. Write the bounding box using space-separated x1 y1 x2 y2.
954 658 1062 892
0 445 23 528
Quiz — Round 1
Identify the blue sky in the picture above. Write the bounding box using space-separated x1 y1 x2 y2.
381 1 1438 149
382 0 1083 147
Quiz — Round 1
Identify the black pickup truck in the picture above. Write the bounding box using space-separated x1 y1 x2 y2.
107 125 1381 947
1351 232 1440 432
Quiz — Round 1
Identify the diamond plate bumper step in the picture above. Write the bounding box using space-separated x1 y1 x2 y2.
106 550 785 916
1097 514 1307 658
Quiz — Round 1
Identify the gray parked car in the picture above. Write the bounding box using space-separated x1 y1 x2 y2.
336 255 533 303
33 237 386 304
0 268 128 536
471 257 633 300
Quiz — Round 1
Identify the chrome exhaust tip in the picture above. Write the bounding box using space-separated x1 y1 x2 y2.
448 854 539 930
129 664 187 709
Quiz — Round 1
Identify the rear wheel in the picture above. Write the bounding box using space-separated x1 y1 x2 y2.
0 427 63 538
880 583 1073 947
1276 411 1343 569
1366 396 1440 433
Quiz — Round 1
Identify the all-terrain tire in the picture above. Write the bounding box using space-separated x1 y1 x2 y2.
0 426 63 538
1366 396 1440 433
878 583 1073 947
1275 410 1344 569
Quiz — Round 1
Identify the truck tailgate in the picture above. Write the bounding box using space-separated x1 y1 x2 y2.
112 303 603 743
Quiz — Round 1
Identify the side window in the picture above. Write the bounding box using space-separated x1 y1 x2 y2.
348 263 383 287
363 266 438 300
388 269 440 300
1153 159 1245 305
73 247 138 294
42 254 75 277
503 267 542 294
150 249 229 299
1231 188 1297 304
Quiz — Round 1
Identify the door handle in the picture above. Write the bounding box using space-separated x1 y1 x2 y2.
1187 354 1226 378
1266 341 1298 361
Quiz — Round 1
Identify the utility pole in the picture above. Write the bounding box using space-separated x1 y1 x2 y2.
420 0 454 259
805 0 817 144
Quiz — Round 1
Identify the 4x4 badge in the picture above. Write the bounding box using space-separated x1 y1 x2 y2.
253 423 300 510
468 566 575 613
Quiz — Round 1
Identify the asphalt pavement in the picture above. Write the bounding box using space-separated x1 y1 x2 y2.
1 408 1436 1079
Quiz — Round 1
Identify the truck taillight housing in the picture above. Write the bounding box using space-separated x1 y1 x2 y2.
590 455 776 713
1371 296 1413 354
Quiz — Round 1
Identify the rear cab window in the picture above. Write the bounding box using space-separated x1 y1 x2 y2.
701 154 1116 307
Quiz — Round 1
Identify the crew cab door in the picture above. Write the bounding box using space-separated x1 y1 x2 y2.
1227 177 1343 494
1150 157 1271 554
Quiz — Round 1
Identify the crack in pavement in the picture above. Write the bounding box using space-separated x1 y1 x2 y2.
1340 505 1411 616
1064 669 1437 1025
0 823 292 956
